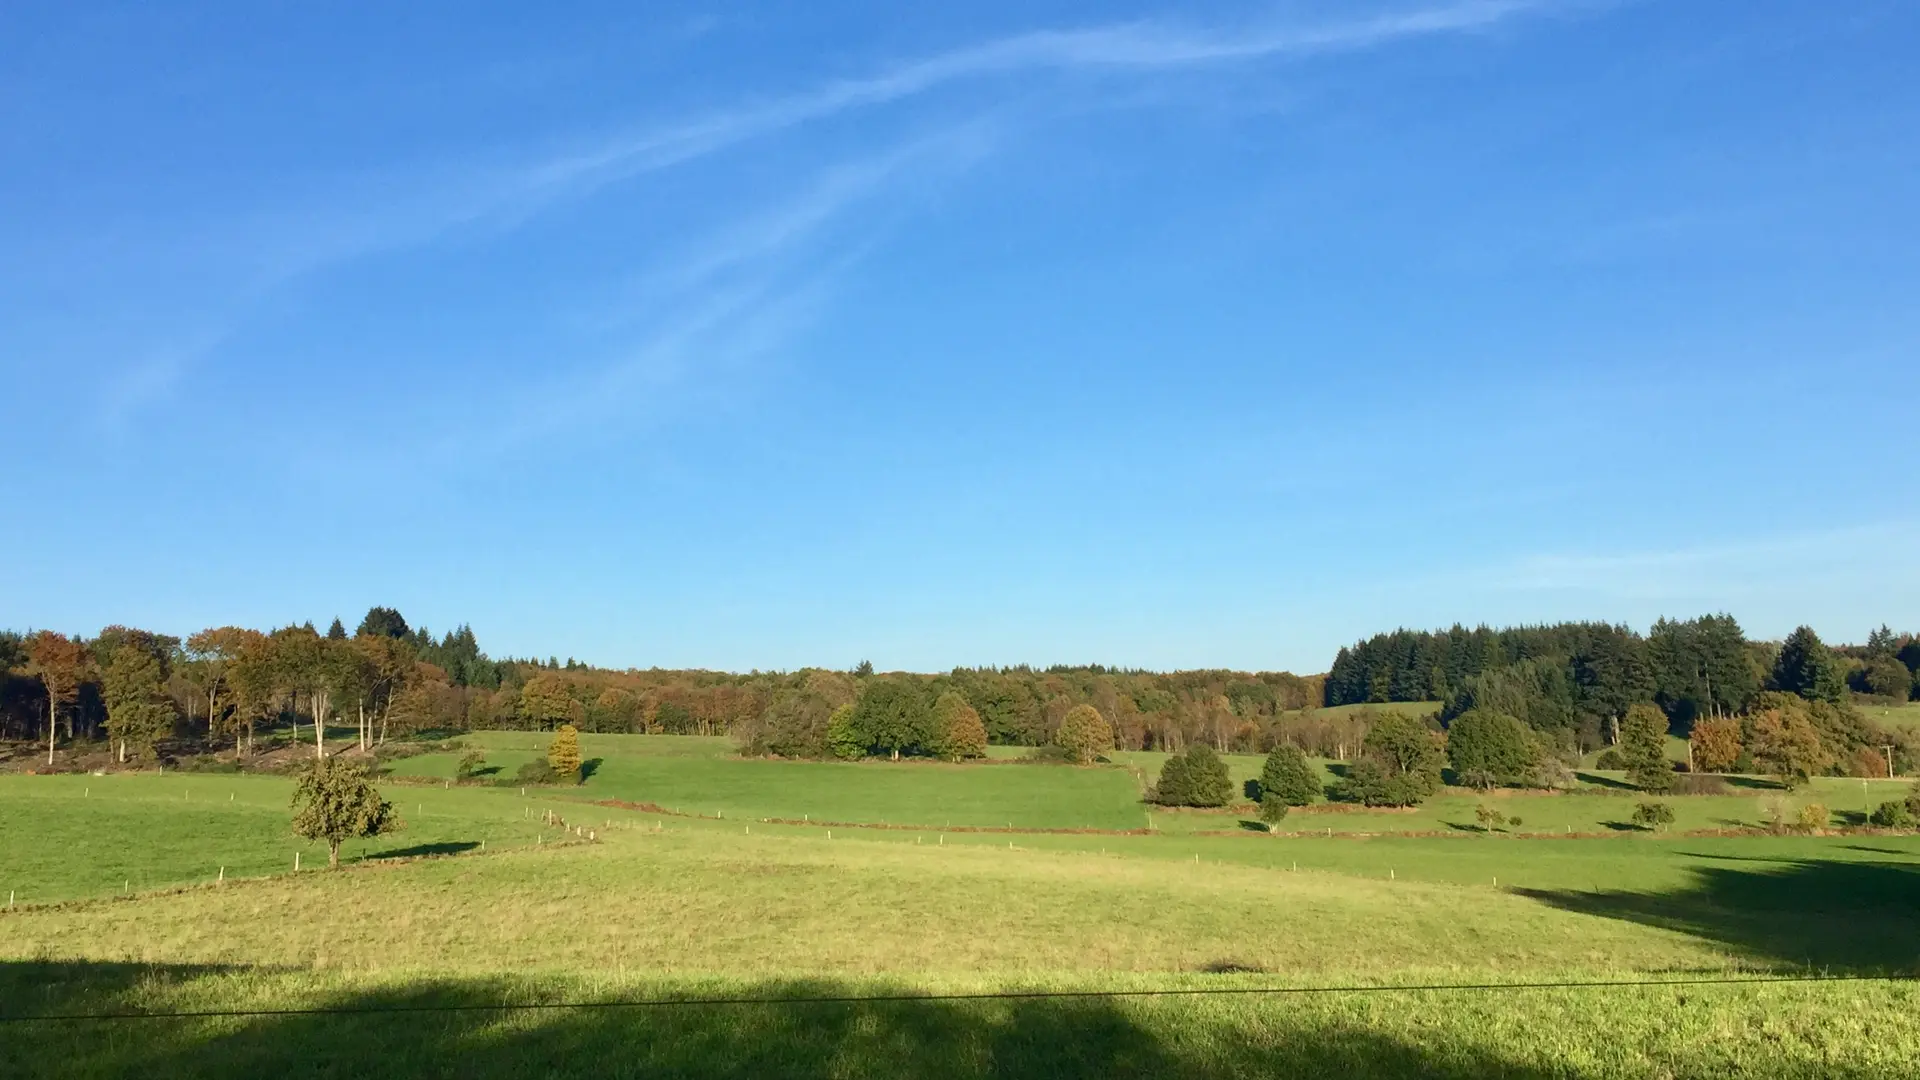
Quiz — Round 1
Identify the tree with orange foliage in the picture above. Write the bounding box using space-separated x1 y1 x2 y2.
1688 714 1743 774
25 632 87 766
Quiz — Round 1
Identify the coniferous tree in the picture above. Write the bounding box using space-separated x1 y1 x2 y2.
102 647 176 763
1619 703 1673 792
1771 626 1847 704
1258 745 1322 806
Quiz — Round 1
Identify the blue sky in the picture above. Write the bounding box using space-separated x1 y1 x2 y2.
3 0 1916 673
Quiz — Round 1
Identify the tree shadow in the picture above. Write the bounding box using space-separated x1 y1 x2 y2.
580 758 604 782
1720 775 1783 791
1572 772 1636 792
0 961 1575 1080
1236 820 1270 833
1598 821 1647 832
361 841 481 861
1517 853 1920 973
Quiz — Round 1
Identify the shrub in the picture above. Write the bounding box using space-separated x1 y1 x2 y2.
1258 795 1288 829
1673 773 1730 796
1619 703 1673 793
1055 705 1114 765
514 759 557 785
1796 802 1829 832
1021 745 1075 765
547 724 583 784
1259 745 1322 806
1629 801 1675 832
1869 800 1915 829
455 749 486 782
1447 710 1536 788
1595 749 1625 770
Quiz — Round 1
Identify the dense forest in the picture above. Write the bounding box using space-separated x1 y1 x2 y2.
2 609 1915 777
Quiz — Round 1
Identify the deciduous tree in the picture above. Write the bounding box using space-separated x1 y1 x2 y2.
25 631 86 766
933 691 988 761
1054 704 1113 765
548 723 583 783
102 646 176 763
1748 704 1829 789
292 757 398 867
1688 714 1743 773
519 675 578 731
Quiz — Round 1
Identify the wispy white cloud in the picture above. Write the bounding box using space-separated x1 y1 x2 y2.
82 0 1562 425
1487 521 1920 600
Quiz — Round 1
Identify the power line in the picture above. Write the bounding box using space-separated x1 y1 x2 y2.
5 971 1915 1024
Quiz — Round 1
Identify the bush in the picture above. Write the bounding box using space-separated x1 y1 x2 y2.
1258 795 1288 829
1796 802 1829 832
1629 801 1675 832
1595 749 1625 770
1869 800 1915 829
1258 745 1323 806
455 749 486 782
514 759 557 785
1672 773 1729 796
1021 745 1075 765
1447 710 1536 789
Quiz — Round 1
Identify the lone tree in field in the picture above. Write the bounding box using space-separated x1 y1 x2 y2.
1618 703 1673 792
1258 745 1322 807
1630 801 1676 832
292 757 398 867
1445 709 1536 789
1055 704 1114 765
932 691 988 761
548 723 583 783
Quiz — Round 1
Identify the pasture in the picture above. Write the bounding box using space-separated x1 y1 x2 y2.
4 732 1920 1078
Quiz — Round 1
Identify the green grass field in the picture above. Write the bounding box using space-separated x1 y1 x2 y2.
1861 701 1920 730
5 732 1920 1077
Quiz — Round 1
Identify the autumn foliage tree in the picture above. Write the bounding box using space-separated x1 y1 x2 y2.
547 723 583 783
1748 704 1829 789
519 675 578 731
292 757 398 867
25 631 87 765
1688 714 1743 773
1054 704 1114 765
933 691 988 760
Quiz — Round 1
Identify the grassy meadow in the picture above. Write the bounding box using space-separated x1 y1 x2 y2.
5 731 1920 1077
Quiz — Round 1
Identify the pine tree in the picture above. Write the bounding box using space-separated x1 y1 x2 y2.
1259 745 1322 806
548 723 583 783
1619 703 1673 792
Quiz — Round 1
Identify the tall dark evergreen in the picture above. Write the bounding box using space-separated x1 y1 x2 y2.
1770 626 1846 704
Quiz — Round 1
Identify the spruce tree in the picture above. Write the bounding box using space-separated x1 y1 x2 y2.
1771 626 1846 704
1618 703 1673 792
547 723 583 784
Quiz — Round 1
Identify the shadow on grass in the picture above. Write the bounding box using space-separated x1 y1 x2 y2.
580 758 604 782
1573 772 1637 792
1598 821 1648 833
1719 775 1783 791
0 961 1572 1080
362 841 480 861
1517 853 1920 973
